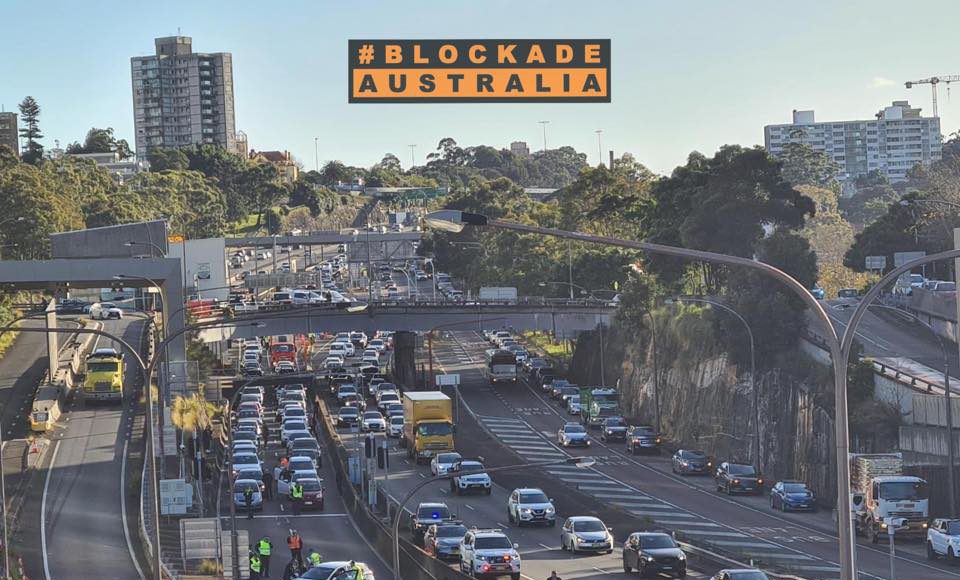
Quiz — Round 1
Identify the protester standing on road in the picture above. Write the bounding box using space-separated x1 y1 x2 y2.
262 469 274 500
308 548 322 567
257 536 273 577
546 572 562 580
286 529 304 567
249 551 262 580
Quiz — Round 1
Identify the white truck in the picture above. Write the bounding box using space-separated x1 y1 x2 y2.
850 454 929 543
927 518 960 561
479 287 518 304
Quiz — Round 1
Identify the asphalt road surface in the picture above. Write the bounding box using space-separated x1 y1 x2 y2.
426 330 960 580
26 315 147 580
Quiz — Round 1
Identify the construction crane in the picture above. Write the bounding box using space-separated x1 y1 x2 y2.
904 75 960 118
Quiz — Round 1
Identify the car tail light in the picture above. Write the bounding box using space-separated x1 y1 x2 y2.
482 564 491 572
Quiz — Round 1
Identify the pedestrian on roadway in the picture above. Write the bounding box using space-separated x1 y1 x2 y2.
262 469 274 500
257 535 273 577
249 551 262 580
546 572 562 580
286 529 304 568
243 485 255 519
349 560 365 580
290 481 304 516
280 557 302 580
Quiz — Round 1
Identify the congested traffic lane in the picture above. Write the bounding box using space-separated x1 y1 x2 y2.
224 374 390 579
38 316 147 580
439 331 960 580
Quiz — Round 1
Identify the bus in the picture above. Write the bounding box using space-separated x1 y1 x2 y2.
484 349 518 385
31 384 64 432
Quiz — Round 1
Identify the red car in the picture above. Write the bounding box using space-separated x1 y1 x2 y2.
298 477 325 511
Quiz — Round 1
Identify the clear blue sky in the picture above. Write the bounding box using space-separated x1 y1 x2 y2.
3 0 959 175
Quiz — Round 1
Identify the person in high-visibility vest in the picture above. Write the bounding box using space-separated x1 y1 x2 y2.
257 536 273 577
249 551 262 580
290 481 304 516
349 560 364 580
286 529 304 568
308 548 322 567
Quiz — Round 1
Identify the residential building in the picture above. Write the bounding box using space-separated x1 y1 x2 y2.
510 141 530 157
63 151 148 184
0 112 17 157
251 150 299 183
130 36 237 154
764 101 941 191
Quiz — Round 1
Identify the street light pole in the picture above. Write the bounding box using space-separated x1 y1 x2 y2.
422 209 857 579
677 297 758 469
390 456 594 580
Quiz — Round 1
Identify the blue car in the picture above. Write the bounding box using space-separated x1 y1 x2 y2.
770 480 816 512
811 287 825 300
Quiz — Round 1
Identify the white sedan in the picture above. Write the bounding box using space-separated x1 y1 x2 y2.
387 416 404 438
330 342 355 357
361 411 386 432
430 452 462 477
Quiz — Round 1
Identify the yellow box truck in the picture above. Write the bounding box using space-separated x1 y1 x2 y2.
402 391 454 463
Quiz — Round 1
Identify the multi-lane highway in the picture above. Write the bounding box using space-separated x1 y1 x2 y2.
19 315 147 580
429 330 960 580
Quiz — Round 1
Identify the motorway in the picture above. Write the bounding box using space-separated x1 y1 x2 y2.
416 330 960 580
18 315 147 580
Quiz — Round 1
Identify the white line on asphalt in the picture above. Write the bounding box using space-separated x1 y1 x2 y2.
41 439 61 580
679 530 748 537
218 513 348 520
538 543 554 551
652 519 719 527
464 504 475 511
592 567 611 574
121 439 147 580
711 540 780 549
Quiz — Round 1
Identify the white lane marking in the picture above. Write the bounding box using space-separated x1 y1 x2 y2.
41 440 62 580
712 540 781 549
121 439 147 580
746 553 815 561
679 530 748 537
652 519 719 527
464 504 475 511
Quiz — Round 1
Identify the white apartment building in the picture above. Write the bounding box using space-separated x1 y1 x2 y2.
764 101 941 190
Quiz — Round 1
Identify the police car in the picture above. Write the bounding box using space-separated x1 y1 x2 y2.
458 528 521 580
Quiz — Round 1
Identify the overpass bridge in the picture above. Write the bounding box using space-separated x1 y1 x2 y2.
196 302 615 342
224 231 422 248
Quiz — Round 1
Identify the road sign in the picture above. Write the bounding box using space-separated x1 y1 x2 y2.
894 251 926 267
436 373 460 386
168 234 185 244
865 255 887 270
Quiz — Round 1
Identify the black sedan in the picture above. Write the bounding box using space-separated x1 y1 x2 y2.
671 449 712 475
622 532 687 578
55 299 91 314
625 425 661 454
715 462 764 495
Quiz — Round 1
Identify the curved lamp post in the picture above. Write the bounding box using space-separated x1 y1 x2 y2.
390 456 595 580
422 209 857 579
675 297 758 469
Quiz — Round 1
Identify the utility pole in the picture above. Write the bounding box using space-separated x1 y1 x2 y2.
538 120 550 152
314 137 319 172
567 240 574 300
408 144 417 169
595 130 603 166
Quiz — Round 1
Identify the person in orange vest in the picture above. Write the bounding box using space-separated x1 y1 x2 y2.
286 528 304 568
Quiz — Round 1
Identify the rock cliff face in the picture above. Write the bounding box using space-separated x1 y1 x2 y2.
570 316 838 505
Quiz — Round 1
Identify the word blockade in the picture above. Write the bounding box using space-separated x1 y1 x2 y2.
349 39 610 103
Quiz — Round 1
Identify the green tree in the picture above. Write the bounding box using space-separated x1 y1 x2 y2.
264 207 282 235
18 96 43 164
778 142 840 189
843 196 923 272
147 148 189 171
65 127 133 159
839 171 899 226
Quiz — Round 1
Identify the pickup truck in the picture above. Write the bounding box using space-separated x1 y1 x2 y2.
927 518 960 561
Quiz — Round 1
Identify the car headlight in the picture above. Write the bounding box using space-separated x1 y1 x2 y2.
606 429 613 434
520 508 531 514
681 461 689 467
546 506 555 513
678 552 686 560
643 555 655 562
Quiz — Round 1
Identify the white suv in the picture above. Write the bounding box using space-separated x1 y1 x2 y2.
506 488 556 527
450 460 492 495
459 528 520 580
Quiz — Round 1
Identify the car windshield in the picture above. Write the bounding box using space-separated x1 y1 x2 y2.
519 492 549 503
475 537 512 550
783 483 809 493
234 481 259 493
233 455 258 464
339 386 357 395
390 417 404 424
87 362 119 372
561 387 579 396
605 417 627 427
238 470 262 480
436 453 460 464
381 394 399 403
574 520 606 532
564 425 585 433
417 506 451 519
285 408 305 417
679 450 705 459
460 461 484 472
417 423 452 436
436 525 467 537
948 521 960 535
729 573 769 580
639 535 677 549
363 412 382 419
290 459 313 470
728 464 757 476
300 479 322 492
880 481 928 501
339 408 358 416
